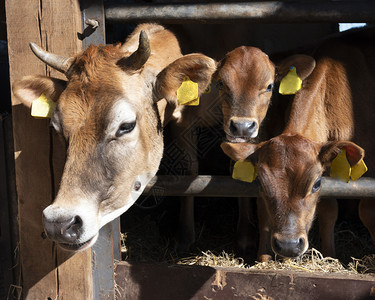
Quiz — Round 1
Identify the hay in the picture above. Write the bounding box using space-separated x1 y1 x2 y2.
249 248 353 274
348 254 375 274
121 198 375 276
177 250 246 268
176 248 375 276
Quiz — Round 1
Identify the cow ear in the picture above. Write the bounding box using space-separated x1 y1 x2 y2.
154 53 216 106
319 141 365 167
221 141 262 162
13 75 66 108
276 54 316 81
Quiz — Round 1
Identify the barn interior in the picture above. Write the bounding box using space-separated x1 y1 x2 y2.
103 2 375 265
1 0 375 299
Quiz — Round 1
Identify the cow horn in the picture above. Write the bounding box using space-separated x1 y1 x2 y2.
29 42 74 74
127 30 151 70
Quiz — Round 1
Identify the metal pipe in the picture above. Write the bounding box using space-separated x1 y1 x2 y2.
143 176 375 198
105 1 375 24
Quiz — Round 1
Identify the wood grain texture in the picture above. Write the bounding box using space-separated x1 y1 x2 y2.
6 0 93 299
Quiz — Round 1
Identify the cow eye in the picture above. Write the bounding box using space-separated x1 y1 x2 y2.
266 83 274 92
116 121 136 137
311 177 322 193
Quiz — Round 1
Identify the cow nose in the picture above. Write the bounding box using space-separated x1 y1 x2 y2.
229 120 257 137
43 215 83 244
272 236 306 258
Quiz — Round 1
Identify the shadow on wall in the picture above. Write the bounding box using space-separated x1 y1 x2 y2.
0 41 11 114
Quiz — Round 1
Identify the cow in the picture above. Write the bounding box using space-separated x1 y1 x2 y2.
213 45 315 259
12 23 216 252
221 28 375 262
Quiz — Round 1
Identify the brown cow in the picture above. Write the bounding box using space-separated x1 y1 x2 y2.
215 46 316 142
221 29 375 261
13 23 216 252
214 45 315 258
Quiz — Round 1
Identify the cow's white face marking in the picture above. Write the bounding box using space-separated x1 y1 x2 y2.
106 100 138 145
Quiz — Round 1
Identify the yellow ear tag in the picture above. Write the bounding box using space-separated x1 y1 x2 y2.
350 159 368 181
330 150 351 182
279 66 302 95
330 149 368 182
232 161 257 183
176 76 199 106
31 93 56 119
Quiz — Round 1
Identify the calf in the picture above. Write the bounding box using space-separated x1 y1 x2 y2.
215 46 315 143
214 46 314 258
13 24 216 251
221 30 375 261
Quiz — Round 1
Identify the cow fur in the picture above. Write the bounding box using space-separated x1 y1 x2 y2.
13 23 217 251
221 28 375 261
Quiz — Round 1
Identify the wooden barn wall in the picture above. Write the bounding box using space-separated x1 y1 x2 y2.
5 1 94 299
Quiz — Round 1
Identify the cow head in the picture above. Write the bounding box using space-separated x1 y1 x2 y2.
221 135 364 258
215 47 315 142
13 26 216 252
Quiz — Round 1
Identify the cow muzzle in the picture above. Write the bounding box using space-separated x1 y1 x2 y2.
227 117 258 142
271 232 308 258
42 205 99 252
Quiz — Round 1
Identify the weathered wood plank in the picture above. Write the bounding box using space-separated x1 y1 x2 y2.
7 1 58 298
6 0 94 299
115 262 375 300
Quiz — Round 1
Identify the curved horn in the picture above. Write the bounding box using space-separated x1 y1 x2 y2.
127 30 151 70
29 42 74 74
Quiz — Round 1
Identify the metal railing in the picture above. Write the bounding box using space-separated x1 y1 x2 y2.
144 176 375 198
105 1 375 24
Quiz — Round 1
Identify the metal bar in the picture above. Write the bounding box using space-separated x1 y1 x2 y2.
105 1 375 24
81 1 120 299
143 176 375 198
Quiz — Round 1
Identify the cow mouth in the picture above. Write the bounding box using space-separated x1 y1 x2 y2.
58 234 98 252
225 133 252 143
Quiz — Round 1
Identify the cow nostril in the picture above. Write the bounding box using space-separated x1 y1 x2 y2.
248 121 257 130
272 236 305 258
61 216 83 241
229 120 257 137
229 120 237 134
73 216 82 226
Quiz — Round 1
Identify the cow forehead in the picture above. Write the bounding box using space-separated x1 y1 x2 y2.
56 46 148 138
258 135 322 176
257 135 323 200
220 46 275 84
57 81 135 138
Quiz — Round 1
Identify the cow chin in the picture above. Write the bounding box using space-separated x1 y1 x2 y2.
57 233 99 252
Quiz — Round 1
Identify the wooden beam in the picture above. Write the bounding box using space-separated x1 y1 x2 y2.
5 1 95 299
115 262 375 299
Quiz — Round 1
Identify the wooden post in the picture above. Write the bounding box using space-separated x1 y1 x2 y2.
5 1 95 299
